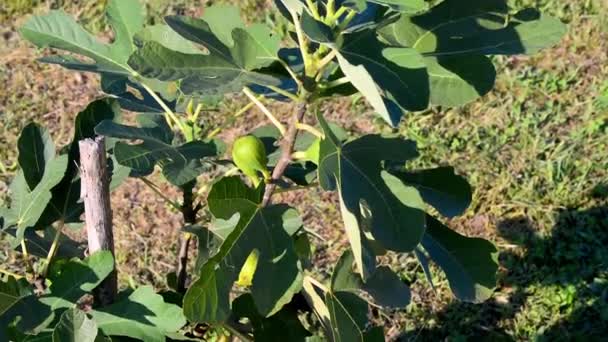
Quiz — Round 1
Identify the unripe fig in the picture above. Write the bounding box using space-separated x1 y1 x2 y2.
232 135 270 186
236 249 259 287
304 138 321 164
293 138 321 164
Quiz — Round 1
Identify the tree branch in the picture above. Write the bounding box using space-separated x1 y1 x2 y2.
261 102 308 206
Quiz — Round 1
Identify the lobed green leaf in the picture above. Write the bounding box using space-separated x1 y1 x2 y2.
90 286 186 342
420 216 499 303
20 0 144 76
129 7 283 97
184 177 302 322
95 114 220 186
317 113 426 278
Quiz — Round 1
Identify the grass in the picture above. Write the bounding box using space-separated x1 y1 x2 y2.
1 0 607 340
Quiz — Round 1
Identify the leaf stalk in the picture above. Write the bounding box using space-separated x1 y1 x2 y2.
41 220 65 278
306 0 321 19
321 76 350 89
20 241 33 275
136 77 189 140
266 85 300 102
326 0 336 18
295 122 324 138
315 50 338 78
140 177 182 211
206 99 259 139
291 10 315 77
243 87 287 135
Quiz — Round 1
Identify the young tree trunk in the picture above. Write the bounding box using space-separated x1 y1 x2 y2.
79 136 117 306
176 181 197 293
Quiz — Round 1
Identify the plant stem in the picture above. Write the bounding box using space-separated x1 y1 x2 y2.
326 0 336 17
80 137 117 305
206 100 258 139
296 122 324 139
20 241 34 275
176 233 192 293
140 177 182 211
41 220 65 278
322 76 350 89
266 85 300 102
233 101 257 118
191 103 203 123
306 0 321 19
176 181 198 293
316 50 337 76
0 268 23 279
304 275 329 292
291 10 314 76
139 82 186 135
261 101 309 206
332 6 349 22
243 87 286 135
338 10 357 31
195 167 240 198
277 59 302 87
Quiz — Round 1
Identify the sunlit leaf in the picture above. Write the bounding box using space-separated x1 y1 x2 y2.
52 309 99 342
42 251 115 310
325 291 372 342
1 252 114 339
301 11 335 43
4 155 68 247
129 7 283 97
317 113 426 279
302 260 387 342
379 0 566 106
334 30 428 126
20 0 144 76
368 0 427 13
0 277 33 317
90 286 186 342
134 24 200 55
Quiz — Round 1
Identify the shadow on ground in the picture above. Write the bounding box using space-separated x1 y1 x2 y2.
398 203 608 341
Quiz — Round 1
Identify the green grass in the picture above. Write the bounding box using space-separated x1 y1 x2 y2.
1 0 607 340
383 1 608 339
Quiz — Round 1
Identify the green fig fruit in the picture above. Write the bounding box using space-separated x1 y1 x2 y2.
304 138 321 164
232 135 270 186
236 249 259 287
293 138 321 165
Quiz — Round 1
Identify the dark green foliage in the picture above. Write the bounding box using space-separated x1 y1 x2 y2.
11 0 565 340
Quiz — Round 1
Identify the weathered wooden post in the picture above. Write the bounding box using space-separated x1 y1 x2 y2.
79 136 117 306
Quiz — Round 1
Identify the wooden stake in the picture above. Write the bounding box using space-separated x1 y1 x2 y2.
79 136 117 306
